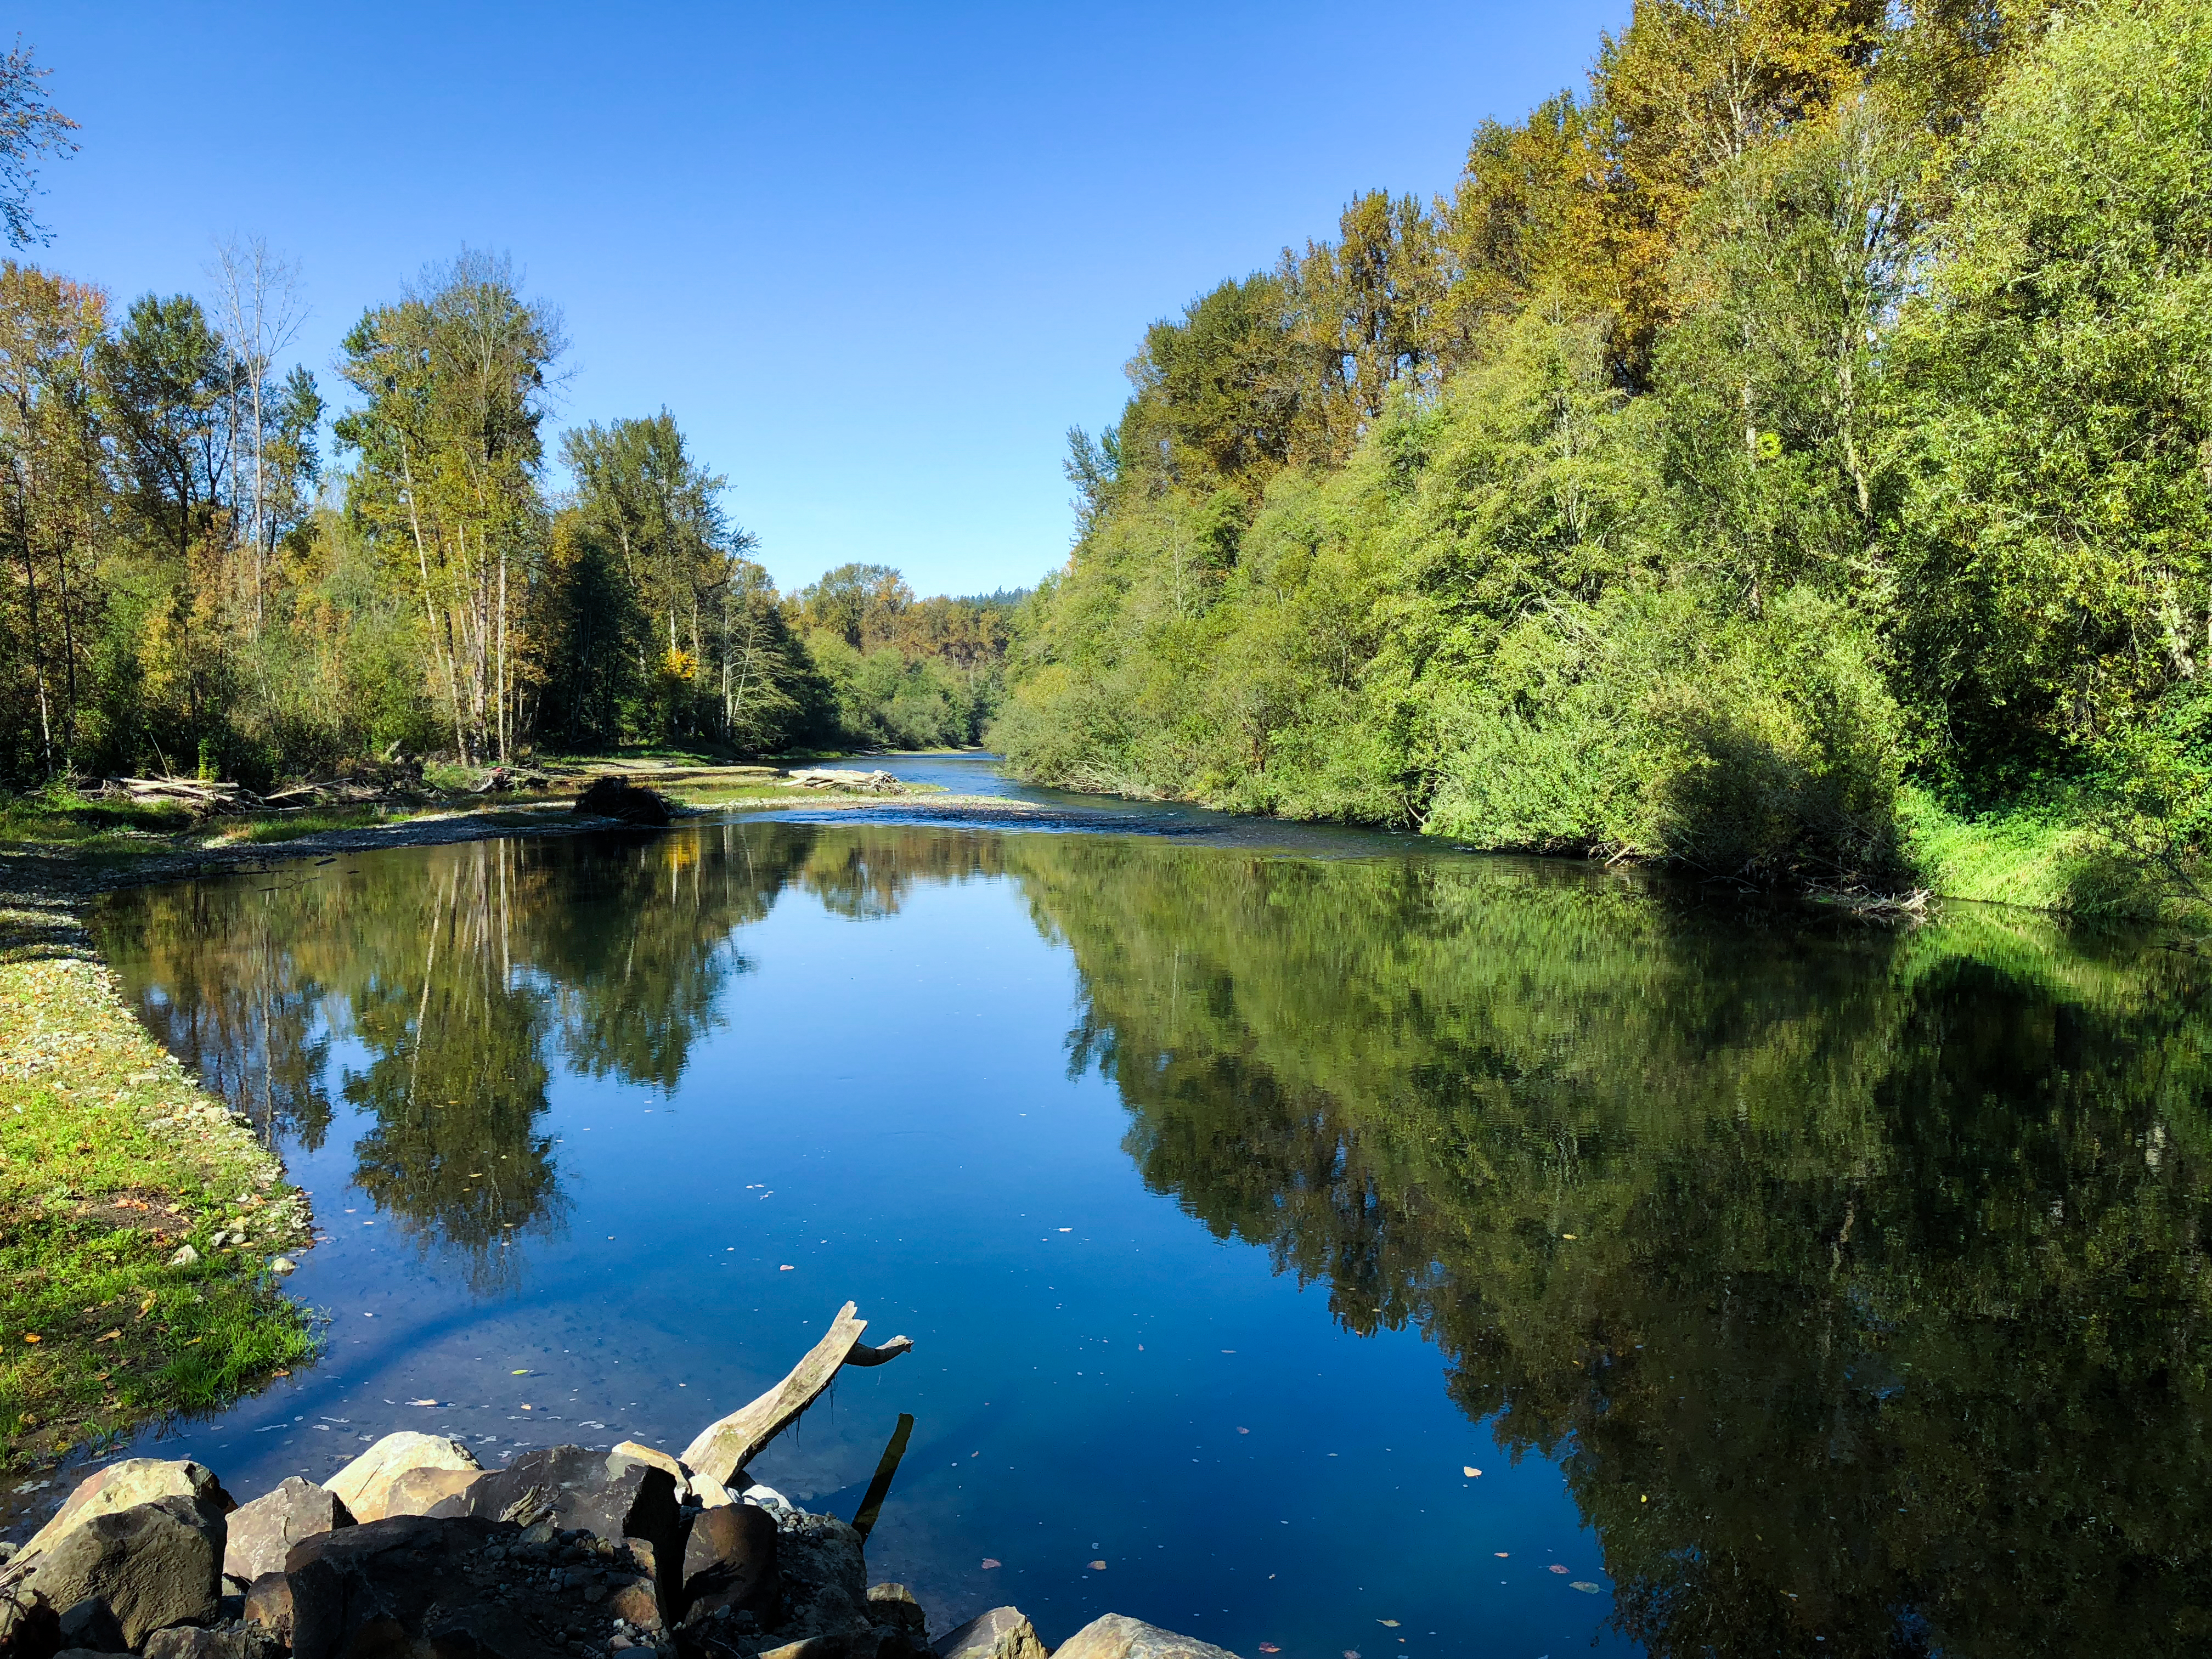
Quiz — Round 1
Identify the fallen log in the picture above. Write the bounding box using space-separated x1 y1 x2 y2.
679 1301 911 1487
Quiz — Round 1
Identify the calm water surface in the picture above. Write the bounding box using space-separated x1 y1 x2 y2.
81 777 2212 1658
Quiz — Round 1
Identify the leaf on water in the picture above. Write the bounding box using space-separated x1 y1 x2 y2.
1549 1564 1569 1573
1571 1582 1601 1593
1237 1427 1250 1435
1463 1465 1480 1477
1260 1646 1281 1654
1494 1551 1509 1558
408 1398 438 1406
1379 1620 1401 1627
780 1265 795 1271
980 1559 1001 1570
1088 1560 1107 1570
511 1369 532 1375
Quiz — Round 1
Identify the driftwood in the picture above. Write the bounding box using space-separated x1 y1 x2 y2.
679 1301 911 1486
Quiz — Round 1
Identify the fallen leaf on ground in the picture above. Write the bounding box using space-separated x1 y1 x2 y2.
94 1329 120 1342
22 1333 40 1344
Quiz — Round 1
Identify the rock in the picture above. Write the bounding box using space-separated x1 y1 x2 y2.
690 1475 734 1510
269 1258 297 1274
758 1637 879 1659
932 1608 1047 1659
434 1447 684 1605
0 1590 61 1659
325 1431 480 1523
18 1461 235 1562
240 1573 291 1640
169 1245 200 1268
608 1442 694 1498
16 1496 224 1647
53 1598 125 1654
604 1578 663 1633
574 778 672 827
866 1584 926 1654
377 1465 483 1520
285 1514 565 1659
222 1478 354 1583
757 1513 871 1654
1052 1616 1241 1659
143 1627 280 1659
678 1505 776 1624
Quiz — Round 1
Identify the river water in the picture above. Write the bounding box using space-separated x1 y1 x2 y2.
83 757 2212 1657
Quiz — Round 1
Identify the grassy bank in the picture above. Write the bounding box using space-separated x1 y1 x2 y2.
0 873 318 1473
1893 786 2207 929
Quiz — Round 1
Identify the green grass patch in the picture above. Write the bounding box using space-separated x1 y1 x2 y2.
1895 783 2205 926
0 918 317 1471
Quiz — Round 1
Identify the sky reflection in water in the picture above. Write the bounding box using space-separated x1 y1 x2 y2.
88 802 2212 1658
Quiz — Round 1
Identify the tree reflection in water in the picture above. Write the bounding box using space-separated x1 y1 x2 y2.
97 822 2212 1655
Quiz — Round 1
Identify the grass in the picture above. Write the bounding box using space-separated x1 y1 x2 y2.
1894 783 2205 927
0 896 318 1472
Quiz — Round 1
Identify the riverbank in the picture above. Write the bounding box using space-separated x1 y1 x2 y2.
0 872 317 1475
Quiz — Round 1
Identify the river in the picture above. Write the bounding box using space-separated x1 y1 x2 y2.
86 755 2212 1657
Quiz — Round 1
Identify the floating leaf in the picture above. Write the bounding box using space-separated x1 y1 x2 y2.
1088 1560 1107 1570
1260 1647 1280 1654
780 1265 795 1272
1379 1619 1401 1627
1571 1582 1601 1593
980 1558 1001 1570
408 1398 438 1407
1463 1465 1480 1477
1237 1427 1250 1435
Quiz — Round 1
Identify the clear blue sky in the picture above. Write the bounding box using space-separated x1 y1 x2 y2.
19 1 1627 599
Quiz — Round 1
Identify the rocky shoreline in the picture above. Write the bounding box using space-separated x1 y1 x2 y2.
0 1309 1234 1659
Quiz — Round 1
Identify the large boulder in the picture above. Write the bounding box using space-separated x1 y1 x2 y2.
222 1479 354 1584
18 1462 234 1563
1052 1616 1242 1659
431 1446 685 1603
933 1608 1047 1659
284 1515 564 1659
575 778 671 827
375 1467 482 1521
15 1496 224 1647
325 1433 479 1524
678 1505 776 1624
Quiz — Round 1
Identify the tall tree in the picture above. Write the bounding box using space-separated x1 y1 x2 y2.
0 40 77 250
336 250 562 764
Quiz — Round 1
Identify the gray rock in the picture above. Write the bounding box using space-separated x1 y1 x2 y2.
679 1504 776 1624
222 1478 354 1583
17 1495 225 1647
54 1597 126 1654
324 1432 481 1523
866 1583 927 1656
1052 1615 1242 1659
757 1513 872 1654
18 1460 234 1562
433 1446 684 1607
143 1626 281 1659
932 1607 1047 1659
376 1465 483 1521
285 1514 565 1659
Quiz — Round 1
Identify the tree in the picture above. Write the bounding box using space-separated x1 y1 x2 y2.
0 40 76 250
207 236 309 633
336 250 563 764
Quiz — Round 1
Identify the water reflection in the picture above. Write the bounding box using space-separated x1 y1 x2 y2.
1022 839 2212 1657
95 821 2212 1656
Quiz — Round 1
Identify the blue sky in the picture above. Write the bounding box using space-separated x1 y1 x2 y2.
18 1 1627 598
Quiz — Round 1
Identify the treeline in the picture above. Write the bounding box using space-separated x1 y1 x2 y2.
0 247 1012 788
997 0 2212 888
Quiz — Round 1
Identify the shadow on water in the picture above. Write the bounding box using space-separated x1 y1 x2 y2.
91 814 2212 1657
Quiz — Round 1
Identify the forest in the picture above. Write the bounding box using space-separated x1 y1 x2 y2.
993 0 2212 900
0 99 1014 788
